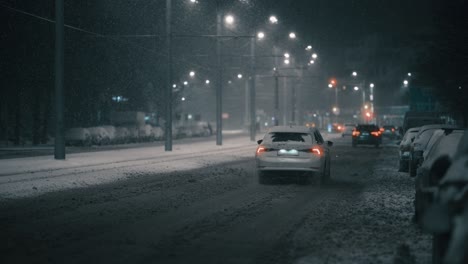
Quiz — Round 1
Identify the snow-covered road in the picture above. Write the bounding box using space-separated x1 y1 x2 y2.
0 135 432 263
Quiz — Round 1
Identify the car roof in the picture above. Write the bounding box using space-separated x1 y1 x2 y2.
267 126 313 133
418 124 459 132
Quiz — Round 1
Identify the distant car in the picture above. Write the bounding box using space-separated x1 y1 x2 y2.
65 127 91 146
413 129 464 223
341 124 356 137
381 125 397 139
408 124 460 177
351 124 382 148
255 126 333 185
399 127 420 172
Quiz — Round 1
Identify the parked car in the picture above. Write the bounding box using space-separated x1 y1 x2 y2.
351 124 382 148
341 123 356 137
408 125 460 176
115 126 130 143
421 130 468 264
413 129 464 223
381 125 397 139
255 126 332 185
398 127 420 172
65 127 91 146
87 126 111 145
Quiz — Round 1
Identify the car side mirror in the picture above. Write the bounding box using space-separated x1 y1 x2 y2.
257 139 263 145
327 141 333 147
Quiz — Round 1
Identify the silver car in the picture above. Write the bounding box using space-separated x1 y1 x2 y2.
255 126 333 185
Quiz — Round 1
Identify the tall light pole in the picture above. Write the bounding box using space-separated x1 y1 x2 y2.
215 6 223 145
165 0 173 151
249 36 256 141
54 0 65 160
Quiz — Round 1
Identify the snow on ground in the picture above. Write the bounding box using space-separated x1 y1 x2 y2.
0 132 340 200
0 136 254 200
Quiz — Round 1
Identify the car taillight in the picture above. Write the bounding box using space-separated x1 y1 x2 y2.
256 146 267 154
352 131 360 136
310 147 322 156
371 131 380 136
379 128 384 132
391 128 395 132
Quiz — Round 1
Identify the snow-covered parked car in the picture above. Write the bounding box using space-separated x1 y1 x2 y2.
87 126 111 145
414 129 465 223
65 127 91 146
422 130 468 264
192 122 212 137
150 126 164 140
125 126 141 142
114 127 130 144
102 125 117 143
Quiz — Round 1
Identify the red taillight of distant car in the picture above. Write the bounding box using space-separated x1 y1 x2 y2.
379 127 384 132
311 147 322 156
391 128 395 132
371 131 380 137
352 131 360 137
256 146 267 155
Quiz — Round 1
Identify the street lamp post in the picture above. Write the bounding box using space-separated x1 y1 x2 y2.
215 8 223 145
54 0 65 160
249 38 256 141
165 0 173 151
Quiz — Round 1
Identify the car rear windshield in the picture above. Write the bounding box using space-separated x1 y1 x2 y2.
357 125 379 132
264 132 312 143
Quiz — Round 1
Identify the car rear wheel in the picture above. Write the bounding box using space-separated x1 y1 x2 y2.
409 161 417 177
398 160 408 172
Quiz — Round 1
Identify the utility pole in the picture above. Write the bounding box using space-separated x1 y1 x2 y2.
165 0 173 151
216 8 223 145
54 0 65 160
249 37 256 141
273 46 279 126
274 70 279 126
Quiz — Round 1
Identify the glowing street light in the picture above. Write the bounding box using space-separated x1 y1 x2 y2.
205 79 210 84
189 71 195 77
364 104 369 109
237 74 243 79
284 59 290 65
183 81 188 86
289 32 296 39
309 60 315 64
354 86 359 91
352 71 357 77
181 97 186 101
328 83 333 88
403 80 409 86
312 53 318 59
225 15 234 25
408 72 412 77
305 45 312 51
369 83 375 88
284 53 290 58
269 15 278 24
189 0 197 3
172 84 177 88
257 31 265 39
